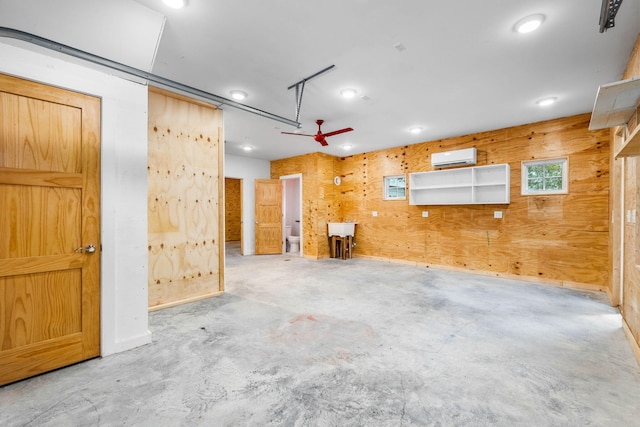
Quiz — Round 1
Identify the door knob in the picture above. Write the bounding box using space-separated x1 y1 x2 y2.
75 244 97 253
255 221 259 224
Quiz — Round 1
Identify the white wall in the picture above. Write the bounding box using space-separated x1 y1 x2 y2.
224 154 271 255
0 42 151 356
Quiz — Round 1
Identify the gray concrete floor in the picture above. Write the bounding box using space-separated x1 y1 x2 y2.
2 244 640 426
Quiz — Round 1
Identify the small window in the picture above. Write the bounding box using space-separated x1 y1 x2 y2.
384 175 406 200
521 158 568 195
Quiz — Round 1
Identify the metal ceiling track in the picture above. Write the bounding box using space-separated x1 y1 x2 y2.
599 0 624 33
0 27 300 128
287 64 335 123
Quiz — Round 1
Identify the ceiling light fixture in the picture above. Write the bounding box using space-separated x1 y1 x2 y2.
342 144 353 150
514 14 545 34
163 0 186 9
409 126 423 134
230 90 248 101
242 145 253 152
340 88 357 99
536 97 557 106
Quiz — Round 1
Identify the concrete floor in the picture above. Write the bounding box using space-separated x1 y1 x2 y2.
2 244 640 426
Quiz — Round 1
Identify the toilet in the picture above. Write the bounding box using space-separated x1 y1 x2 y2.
285 225 300 253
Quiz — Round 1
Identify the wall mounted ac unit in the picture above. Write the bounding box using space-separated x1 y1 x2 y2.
431 147 477 168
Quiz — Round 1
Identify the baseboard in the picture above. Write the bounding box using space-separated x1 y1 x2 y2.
148 291 224 312
353 254 606 293
622 318 640 366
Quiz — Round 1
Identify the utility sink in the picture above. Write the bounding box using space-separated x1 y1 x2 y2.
328 222 356 237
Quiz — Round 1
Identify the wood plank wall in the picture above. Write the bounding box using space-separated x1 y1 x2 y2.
147 88 224 310
614 34 640 360
272 113 610 290
225 178 241 241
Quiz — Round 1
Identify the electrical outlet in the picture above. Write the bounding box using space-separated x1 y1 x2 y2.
422 211 429 218
372 211 378 217
494 211 503 219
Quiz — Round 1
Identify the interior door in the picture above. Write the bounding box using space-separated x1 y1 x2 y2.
255 179 282 255
0 73 101 386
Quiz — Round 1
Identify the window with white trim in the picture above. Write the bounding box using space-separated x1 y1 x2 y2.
521 158 568 195
383 175 406 200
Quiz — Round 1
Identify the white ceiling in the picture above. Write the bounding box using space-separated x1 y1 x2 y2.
2 0 639 161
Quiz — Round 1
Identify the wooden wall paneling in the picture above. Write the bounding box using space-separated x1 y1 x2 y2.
623 34 640 79
317 153 338 257
273 113 610 290
271 152 345 258
303 154 320 258
623 157 640 346
217 125 224 291
272 153 315 258
148 88 223 310
615 34 640 358
610 129 625 306
224 178 242 241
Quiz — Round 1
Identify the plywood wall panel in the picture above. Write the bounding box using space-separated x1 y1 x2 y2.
615 34 640 354
273 113 609 290
148 88 223 310
272 153 317 257
622 156 640 347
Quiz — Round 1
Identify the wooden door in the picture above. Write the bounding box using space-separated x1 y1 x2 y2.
0 73 101 386
255 179 282 255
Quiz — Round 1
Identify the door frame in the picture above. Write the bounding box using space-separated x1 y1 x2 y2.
280 173 304 258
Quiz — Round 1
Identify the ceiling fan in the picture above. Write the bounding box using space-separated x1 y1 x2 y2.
282 119 353 147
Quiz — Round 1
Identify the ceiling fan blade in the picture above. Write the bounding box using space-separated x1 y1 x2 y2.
281 131 315 137
318 138 329 146
322 127 354 138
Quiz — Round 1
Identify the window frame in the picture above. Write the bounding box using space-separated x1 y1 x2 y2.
383 174 407 200
521 157 569 195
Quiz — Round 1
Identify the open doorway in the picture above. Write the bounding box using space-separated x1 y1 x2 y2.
280 174 303 257
225 177 243 257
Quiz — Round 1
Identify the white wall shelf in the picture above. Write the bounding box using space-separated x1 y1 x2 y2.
409 164 510 205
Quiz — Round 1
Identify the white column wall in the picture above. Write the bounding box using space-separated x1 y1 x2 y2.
224 154 271 255
0 42 152 356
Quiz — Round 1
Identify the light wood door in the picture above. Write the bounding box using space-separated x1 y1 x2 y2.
255 179 282 255
0 73 101 386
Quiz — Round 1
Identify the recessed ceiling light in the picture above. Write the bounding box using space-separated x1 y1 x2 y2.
536 97 557 106
163 0 186 9
340 88 357 99
409 126 423 134
515 14 545 34
230 90 248 101
242 145 253 152
342 144 353 150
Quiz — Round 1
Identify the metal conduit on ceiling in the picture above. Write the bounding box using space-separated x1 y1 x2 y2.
0 27 301 128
